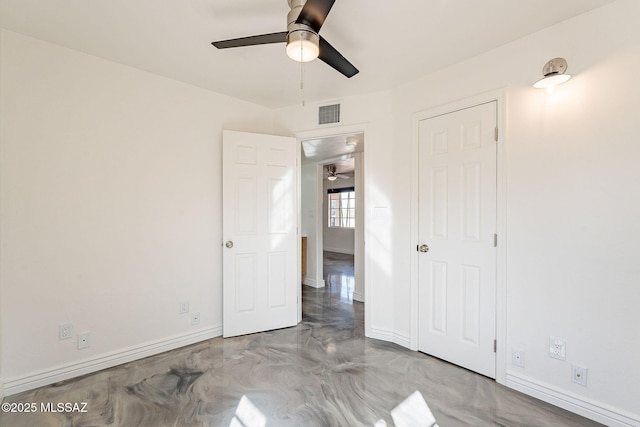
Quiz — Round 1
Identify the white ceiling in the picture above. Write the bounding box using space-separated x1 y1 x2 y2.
0 0 613 109
301 132 363 164
302 132 362 173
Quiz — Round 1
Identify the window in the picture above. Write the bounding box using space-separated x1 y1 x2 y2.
328 187 355 229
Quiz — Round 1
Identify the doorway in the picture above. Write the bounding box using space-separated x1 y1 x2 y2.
299 131 365 311
323 157 358 302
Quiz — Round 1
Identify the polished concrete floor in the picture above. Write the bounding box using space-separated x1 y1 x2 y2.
0 251 601 426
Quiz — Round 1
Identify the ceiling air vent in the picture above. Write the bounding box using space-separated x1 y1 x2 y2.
318 104 341 125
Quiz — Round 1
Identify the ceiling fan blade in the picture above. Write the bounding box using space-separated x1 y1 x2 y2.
318 36 359 78
212 31 287 49
295 0 335 33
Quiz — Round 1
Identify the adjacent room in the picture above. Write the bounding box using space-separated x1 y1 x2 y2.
1 0 638 425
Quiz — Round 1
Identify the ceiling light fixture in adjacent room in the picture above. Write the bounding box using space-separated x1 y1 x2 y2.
533 57 571 90
327 165 338 181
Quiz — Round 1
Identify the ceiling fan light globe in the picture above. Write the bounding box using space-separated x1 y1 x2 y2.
286 30 319 62
327 175 337 181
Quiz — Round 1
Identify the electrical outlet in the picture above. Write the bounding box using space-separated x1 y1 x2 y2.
512 349 525 367
180 301 189 314
78 332 90 349
571 364 588 386
549 337 566 360
191 312 200 325
59 323 73 340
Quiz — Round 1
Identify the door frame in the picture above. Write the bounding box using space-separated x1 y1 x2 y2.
295 123 368 327
409 90 507 385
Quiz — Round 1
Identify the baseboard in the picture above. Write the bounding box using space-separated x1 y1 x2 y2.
506 372 639 427
3 326 222 397
368 326 413 350
353 291 364 302
323 247 354 255
303 277 325 288
392 332 413 350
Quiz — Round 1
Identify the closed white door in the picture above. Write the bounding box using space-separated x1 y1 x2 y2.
417 102 497 378
222 130 299 338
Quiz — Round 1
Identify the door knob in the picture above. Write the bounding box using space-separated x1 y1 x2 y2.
418 244 429 253
225 241 234 248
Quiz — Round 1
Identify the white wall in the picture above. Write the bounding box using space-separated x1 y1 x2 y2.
276 1 640 423
0 30 276 394
0 29 4 401
300 163 324 288
323 176 355 254
353 152 364 303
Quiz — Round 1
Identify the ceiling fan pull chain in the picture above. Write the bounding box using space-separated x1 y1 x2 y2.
300 44 305 107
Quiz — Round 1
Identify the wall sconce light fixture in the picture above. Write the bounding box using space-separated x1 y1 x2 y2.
533 57 571 90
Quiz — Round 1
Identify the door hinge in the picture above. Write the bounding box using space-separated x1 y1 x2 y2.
493 233 498 247
494 127 499 142
493 340 497 353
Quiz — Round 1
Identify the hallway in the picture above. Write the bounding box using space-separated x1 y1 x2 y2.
0 253 600 426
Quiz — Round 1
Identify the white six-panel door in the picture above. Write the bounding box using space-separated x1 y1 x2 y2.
417 102 497 378
222 130 299 338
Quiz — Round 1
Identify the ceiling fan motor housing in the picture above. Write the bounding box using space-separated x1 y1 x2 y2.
287 0 307 28
286 0 319 62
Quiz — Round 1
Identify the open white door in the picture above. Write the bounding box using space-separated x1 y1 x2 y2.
417 102 497 378
222 130 299 338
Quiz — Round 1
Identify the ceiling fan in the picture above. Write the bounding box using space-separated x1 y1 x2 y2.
211 0 359 78
325 165 350 181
